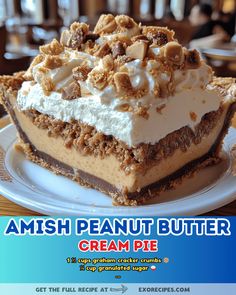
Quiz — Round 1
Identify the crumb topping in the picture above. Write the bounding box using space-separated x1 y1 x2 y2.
73 65 92 82
112 41 126 58
62 82 81 100
88 69 109 90
94 42 111 58
126 40 149 60
190 111 197 122
142 26 175 45
113 72 133 94
210 77 236 96
184 49 201 69
44 55 63 69
24 14 212 117
156 104 166 114
40 39 64 55
102 55 114 71
162 41 184 66
94 14 117 34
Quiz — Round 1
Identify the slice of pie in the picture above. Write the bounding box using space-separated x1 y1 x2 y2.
1 15 236 205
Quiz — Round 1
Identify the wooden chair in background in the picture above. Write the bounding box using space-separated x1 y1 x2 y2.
0 25 31 76
0 25 31 116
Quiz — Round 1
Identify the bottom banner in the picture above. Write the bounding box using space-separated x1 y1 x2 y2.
0 284 236 295
1 217 235 295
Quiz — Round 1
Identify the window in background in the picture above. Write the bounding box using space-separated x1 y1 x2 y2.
107 0 129 14
154 0 166 19
58 0 79 27
21 0 44 24
70 0 79 22
107 0 117 13
0 0 6 22
5 0 17 18
170 0 185 20
140 0 152 19
116 0 129 14
58 0 71 27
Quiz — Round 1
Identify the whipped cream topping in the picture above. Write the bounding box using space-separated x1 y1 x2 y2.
32 49 96 90
18 81 222 147
173 65 212 92
30 49 212 105
96 25 140 46
16 15 227 147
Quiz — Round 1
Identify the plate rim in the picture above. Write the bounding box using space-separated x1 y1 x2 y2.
0 124 236 216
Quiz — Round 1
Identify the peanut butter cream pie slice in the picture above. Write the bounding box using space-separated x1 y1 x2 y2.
1 15 236 205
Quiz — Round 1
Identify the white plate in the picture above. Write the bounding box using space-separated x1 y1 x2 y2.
0 124 236 216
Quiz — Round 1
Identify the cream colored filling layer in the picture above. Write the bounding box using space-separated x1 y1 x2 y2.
17 81 222 147
12 95 230 193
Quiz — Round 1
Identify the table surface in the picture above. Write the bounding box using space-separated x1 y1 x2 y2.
0 116 236 216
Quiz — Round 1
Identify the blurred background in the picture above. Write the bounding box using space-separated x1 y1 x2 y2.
0 0 236 116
